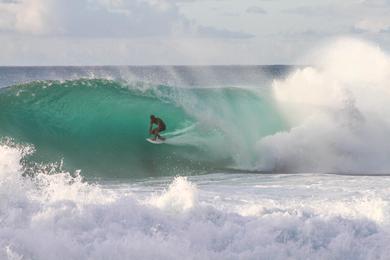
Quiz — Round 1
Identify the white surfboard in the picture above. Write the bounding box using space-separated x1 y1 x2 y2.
146 138 165 144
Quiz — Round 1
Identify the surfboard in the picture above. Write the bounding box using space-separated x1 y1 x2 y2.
146 138 165 144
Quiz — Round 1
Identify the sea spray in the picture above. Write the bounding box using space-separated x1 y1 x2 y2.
258 38 390 173
149 176 198 213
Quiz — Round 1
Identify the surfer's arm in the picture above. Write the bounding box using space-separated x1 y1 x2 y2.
149 121 153 134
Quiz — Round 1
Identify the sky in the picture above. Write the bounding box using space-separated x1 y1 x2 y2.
0 0 390 65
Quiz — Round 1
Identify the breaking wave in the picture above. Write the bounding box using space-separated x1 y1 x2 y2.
1 38 390 176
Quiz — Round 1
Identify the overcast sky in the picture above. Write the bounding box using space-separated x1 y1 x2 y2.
0 0 390 65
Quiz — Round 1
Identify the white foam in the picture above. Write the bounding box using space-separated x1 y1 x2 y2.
148 176 198 213
2 143 390 259
258 38 390 173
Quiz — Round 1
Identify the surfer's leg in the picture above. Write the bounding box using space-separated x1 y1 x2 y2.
156 132 165 140
157 127 166 140
151 128 159 140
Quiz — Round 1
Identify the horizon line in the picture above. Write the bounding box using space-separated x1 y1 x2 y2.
0 64 301 68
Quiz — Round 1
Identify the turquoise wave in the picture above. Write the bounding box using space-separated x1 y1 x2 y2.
0 79 286 178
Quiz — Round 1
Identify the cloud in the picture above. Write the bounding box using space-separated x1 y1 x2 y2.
2 0 390 65
0 34 269 65
359 0 390 7
246 6 267 15
0 1 50 34
354 19 390 33
222 11 240 17
0 0 184 36
198 26 254 39
283 5 339 16
0 0 251 39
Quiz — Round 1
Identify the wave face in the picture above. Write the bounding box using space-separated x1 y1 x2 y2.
0 79 285 177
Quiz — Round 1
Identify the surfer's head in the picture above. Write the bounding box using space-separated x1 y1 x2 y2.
150 115 156 121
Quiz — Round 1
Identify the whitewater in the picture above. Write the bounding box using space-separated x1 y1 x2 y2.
2 38 390 259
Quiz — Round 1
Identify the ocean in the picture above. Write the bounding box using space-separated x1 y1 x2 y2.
2 46 390 259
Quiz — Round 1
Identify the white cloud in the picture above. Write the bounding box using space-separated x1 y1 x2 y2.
0 0 251 39
283 4 339 16
354 18 390 33
0 0 183 36
359 0 390 7
1 0 390 65
246 6 266 15
0 0 56 34
197 25 254 39
0 34 294 66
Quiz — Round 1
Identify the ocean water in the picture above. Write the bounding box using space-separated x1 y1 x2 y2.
2 38 390 259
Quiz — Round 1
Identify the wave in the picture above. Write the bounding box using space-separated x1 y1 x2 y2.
0 79 285 177
2 38 390 176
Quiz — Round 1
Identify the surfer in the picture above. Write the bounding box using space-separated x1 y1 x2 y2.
149 115 166 141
